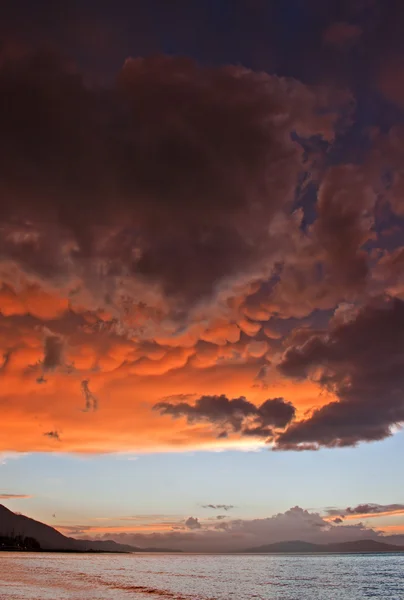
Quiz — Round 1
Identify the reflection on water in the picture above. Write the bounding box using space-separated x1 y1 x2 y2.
0 552 403 599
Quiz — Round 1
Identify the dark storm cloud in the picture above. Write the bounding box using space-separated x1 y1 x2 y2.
242 425 274 437
276 297 404 449
2 5 404 458
0 48 345 307
322 22 362 47
332 517 344 524
311 165 376 290
154 394 295 437
154 395 256 430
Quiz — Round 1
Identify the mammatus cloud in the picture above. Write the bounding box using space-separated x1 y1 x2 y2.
0 50 344 312
154 395 295 439
0 40 402 455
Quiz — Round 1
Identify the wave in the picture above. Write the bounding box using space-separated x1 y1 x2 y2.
110 583 212 599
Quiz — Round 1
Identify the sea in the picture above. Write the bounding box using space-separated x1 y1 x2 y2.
0 552 403 599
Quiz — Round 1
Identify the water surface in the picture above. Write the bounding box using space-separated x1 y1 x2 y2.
0 552 403 599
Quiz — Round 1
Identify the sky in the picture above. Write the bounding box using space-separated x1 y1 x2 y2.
1 0 404 552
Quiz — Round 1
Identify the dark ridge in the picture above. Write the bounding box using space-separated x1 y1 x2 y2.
241 539 404 554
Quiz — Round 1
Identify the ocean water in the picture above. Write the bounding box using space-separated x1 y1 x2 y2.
0 552 403 599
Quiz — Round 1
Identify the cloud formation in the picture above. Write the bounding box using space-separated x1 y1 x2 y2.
0 31 402 456
322 22 362 47
277 297 404 449
42 333 64 373
81 380 98 412
81 506 401 553
0 493 31 500
154 395 295 439
327 503 404 519
43 431 61 441
0 50 342 313
346 503 404 516
185 517 201 530
202 504 235 511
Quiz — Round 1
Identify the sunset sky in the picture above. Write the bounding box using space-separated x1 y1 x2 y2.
1 0 404 552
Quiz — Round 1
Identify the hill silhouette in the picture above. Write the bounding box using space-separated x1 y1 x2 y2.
2 505 404 554
0 504 177 552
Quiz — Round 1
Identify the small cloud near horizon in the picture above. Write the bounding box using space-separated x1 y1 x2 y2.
202 504 235 511
326 503 404 519
0 493 32 499
74 505 404 553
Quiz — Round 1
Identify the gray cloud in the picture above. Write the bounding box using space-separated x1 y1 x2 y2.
88 506 395 553
35 332 65 383
81 380 98 412
347 503 404 515
42 333 64 371
154 394 295 438
202 504 235 511
43 431 61 441
327 503 404 517
185 517 201 530
0 349 12 373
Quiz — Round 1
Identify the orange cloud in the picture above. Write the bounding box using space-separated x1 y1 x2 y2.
0 284 69 320
325 509 404 523
1 50 385 457
0 272 330 455
56 522 177 536
343 509 404 521
0 494 32 499
0 326 328 454
378 525 404 534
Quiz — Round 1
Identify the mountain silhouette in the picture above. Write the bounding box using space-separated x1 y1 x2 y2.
242 539 404 553
0 504 176 552
2 505 404 554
